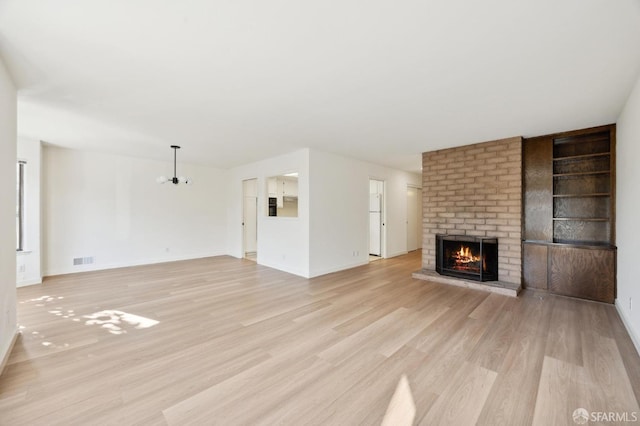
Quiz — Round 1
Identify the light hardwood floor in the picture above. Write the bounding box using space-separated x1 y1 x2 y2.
1 251 639 425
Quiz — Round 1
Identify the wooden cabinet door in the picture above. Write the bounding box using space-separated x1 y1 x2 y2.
523 243 548 290
548 245 615 303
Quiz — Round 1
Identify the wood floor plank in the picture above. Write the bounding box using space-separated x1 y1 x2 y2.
420 361 497 426
409 320 490 423
545 296 585 366
235 350 390 425
469 292 509 322
476 294 554 426
314 346 430 425
466 297 518 372
532 356 590 426
317 307 410 363
608 316 640 405
581 329 640 415
1 251 639 425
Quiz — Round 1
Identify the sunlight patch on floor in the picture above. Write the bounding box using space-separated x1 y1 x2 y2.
381 375 416 426
83 310 160 335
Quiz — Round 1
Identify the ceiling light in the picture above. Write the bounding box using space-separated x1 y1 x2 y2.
156 145 191 185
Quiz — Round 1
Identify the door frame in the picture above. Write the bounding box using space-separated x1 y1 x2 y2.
242 178 258 259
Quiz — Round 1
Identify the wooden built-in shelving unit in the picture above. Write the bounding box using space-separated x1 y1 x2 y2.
523 124 616 303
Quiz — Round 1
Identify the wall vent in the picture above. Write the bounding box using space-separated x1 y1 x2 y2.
73 256 94 266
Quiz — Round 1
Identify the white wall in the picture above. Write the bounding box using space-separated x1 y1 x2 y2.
227 149 310 277
616 71 640 353
308 149 421 277
40 144 417 282
16 138 42 287
310 151 370 276
42 147 228 275
0 58 17 368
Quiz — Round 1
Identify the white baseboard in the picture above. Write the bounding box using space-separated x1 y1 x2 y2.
258 260 309 278
309 260 369 278
43 251 227 277
0 329 20 378
17 277 42 287
615 299 640 357
386 250 409 259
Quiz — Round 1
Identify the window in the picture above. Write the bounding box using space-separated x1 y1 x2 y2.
16 160 25 251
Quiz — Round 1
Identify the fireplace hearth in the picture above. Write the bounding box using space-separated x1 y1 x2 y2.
436 234 498 282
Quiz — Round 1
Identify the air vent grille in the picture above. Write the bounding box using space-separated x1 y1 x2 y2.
73 256 94 266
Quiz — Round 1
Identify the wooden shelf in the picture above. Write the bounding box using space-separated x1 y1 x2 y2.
553 217 609 222
523 239 616 250
552 152 610 161
553 171 610 178
553 193 610 198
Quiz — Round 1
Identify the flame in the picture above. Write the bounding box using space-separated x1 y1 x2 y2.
455 245 480 264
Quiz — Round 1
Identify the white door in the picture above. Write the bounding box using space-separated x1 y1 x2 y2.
242 179 258 256
369 180 384 257
370 211 381 256
407 187 419 251
243 196 257 254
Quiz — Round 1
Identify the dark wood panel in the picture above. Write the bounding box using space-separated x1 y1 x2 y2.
553 131 610 157
553 155 610 175
553 220 610 245
553 197 610 219
554 174 610 195
610 125 617 245
523 243 548 290
549 246 615 303
523 137 553 241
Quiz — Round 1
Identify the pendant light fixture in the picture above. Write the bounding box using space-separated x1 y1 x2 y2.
156 145 192 185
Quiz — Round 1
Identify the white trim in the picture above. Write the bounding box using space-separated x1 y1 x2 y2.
615 299 640 357
258 260 309 278
17 277 42 287
0 329 19 378
43 250 227 277
309 260 369 278
386 250 409 259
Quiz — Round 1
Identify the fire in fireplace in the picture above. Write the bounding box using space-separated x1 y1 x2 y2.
436 234 498 282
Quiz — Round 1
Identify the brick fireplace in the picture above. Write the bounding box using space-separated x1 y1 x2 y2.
414 136 523 295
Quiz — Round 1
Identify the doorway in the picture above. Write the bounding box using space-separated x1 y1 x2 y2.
369 179 384 261
407 186 423 252
242 179 258 261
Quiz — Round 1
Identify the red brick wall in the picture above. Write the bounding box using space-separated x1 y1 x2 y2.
422 137 522 284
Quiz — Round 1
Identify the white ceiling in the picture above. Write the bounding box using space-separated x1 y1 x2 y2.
1 0 639 172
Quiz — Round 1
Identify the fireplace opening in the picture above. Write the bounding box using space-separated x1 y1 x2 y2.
436 234 498 282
